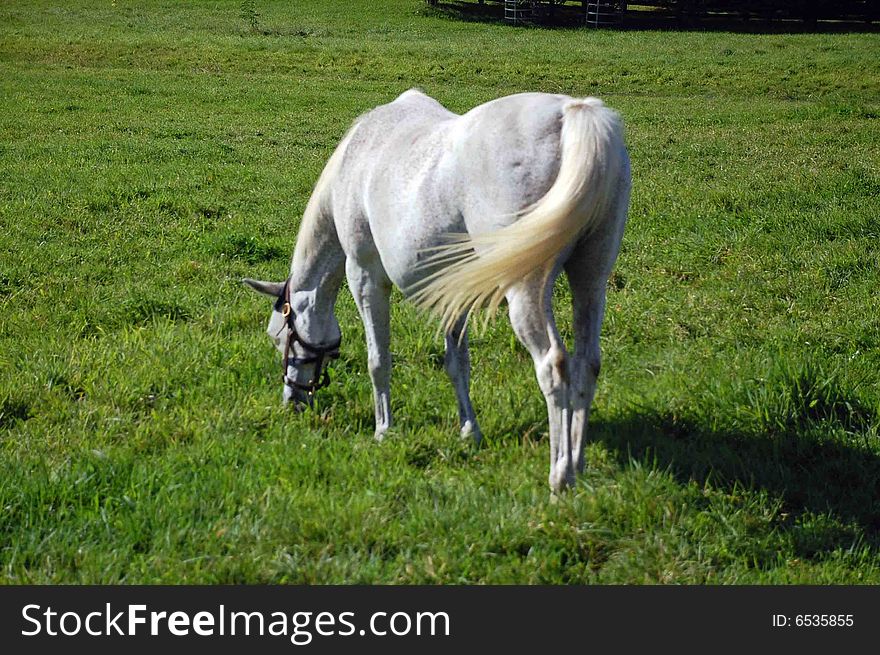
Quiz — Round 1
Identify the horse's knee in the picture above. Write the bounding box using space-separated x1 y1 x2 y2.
581 354 600 386
536 345 569 396
552 347 569 383
589 356 600 380
570 347 600 385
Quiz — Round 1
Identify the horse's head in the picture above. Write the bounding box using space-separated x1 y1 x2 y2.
243 277 341 409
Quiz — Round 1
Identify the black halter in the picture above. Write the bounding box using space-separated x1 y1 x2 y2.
275 279 341 396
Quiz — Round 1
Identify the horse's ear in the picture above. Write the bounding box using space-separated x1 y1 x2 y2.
242 278 285 299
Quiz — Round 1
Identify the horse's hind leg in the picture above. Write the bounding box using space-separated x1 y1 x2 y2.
565 201 628 472
566 277 606 474
346 259 393 441
444 317 482 444
507 275 573 492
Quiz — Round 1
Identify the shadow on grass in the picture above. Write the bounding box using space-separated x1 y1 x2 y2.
471 355 880 563
423 1 879 34
589 408 880 551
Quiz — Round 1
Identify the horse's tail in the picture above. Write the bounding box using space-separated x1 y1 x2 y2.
409 97 627 332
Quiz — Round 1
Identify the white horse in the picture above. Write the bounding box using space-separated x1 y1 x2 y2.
244 89 630 492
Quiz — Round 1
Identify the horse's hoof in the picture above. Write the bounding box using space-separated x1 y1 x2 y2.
549 461 575 493
283 396 310 413
460 420 482 446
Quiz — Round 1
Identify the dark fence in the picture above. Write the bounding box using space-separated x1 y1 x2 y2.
638 1 878 22
431 1 880 26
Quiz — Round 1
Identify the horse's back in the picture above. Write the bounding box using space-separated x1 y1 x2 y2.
331 90 460 283
331 90 582 290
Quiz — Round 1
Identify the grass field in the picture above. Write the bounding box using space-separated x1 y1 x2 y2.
1 0 879 583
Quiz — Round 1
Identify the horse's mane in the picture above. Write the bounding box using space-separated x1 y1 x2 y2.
293 119 362 263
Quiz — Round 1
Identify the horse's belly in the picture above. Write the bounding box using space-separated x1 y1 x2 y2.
371 210 455 295
363 164 465 295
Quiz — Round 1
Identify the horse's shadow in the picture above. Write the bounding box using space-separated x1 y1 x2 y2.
586 408 880 550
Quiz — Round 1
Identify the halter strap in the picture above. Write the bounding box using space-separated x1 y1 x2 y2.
276 279 341 395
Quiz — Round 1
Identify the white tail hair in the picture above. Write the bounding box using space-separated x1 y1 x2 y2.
409 97 627 332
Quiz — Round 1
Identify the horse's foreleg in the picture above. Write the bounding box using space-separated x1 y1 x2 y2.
508 279 574 493
444 316 482 444
346 260 393 440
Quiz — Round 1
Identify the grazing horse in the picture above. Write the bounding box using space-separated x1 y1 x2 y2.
244 89 630 492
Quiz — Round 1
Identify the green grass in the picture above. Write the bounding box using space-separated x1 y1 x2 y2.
1 0 879 583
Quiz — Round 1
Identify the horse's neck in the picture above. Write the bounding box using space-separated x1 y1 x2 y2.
288 123 359 342
289 209 345 342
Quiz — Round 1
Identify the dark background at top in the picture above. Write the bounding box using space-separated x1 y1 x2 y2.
427 1 880 33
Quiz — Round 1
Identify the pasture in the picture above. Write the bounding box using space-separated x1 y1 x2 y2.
1 0 879 583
